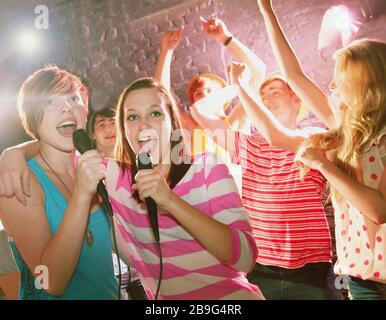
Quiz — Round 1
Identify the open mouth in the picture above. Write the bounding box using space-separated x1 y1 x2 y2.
138 134 158 154
56 120 77 137
105 135 116 141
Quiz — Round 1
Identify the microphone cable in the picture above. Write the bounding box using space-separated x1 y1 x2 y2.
135 152 163 300
154 241 163 300
98 186 122 301
72 129 122 300
109 214 122 301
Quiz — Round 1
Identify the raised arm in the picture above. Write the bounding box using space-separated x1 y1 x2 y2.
201 16 266 87
0 150 105 296
189 86 238 157
154 27 184 91
257 0 335 128
229 62 308 153
0 140 40 204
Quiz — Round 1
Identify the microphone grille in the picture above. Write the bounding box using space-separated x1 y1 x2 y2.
136 152 153 169
73 129 94 154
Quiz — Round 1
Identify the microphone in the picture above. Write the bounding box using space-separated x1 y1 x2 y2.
73 129 113 217
136 152 160 244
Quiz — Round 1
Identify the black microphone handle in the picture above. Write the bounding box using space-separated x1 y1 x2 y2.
136 152 160 244
73 129 113 217
145 197 160 243
97 182 113 217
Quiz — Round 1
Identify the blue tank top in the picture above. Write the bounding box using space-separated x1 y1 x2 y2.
9 158 118 300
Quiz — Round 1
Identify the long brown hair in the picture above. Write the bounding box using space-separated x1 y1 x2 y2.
114 77 191 188
301 39 386 199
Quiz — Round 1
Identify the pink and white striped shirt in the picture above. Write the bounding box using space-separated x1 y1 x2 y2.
105 152 264 300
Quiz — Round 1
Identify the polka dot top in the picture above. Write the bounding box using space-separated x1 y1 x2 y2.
333 126 386 283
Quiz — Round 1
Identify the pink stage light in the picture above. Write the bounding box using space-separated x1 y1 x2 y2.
318 5 360 60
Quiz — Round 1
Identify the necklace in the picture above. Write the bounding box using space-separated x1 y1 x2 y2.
39 151 94 247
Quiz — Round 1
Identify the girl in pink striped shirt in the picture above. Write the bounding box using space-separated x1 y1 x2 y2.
0 77 263 300
107 77 264 300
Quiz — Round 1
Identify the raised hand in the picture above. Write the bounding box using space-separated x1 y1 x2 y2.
200 16 231 44
160 26 184 52
227 62 252 87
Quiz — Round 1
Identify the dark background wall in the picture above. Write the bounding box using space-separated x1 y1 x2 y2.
1 0 386 150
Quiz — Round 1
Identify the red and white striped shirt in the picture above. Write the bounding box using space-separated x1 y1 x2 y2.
234 129 333 269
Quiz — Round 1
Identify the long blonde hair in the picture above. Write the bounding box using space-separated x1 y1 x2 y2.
301 39 386 198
